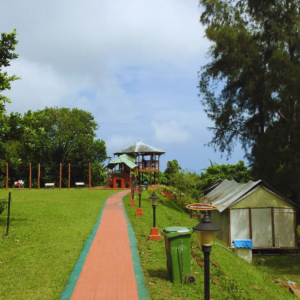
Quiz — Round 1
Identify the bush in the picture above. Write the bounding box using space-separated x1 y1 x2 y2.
0 197 7 214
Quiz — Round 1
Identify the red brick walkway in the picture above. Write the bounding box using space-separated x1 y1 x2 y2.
71 190 139 300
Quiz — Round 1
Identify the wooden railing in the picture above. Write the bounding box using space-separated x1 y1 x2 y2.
136 161 159 170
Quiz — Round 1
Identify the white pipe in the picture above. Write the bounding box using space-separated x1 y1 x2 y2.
215 243 232 252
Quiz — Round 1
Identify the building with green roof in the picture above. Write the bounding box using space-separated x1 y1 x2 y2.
105 141 165 188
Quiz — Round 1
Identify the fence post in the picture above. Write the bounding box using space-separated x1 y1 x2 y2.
6 163 8 190
89 163 91 189
38 163 40 190
68 164 70 189
59 163 62 189
29 163 32 190
6 192 11 236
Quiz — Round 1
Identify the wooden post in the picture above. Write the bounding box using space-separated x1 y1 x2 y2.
158 155 160 185
68 164 70 189
59 163 62 189
6 163 8 190
29 163 32 190
150 154 152 185
38 163 40 190
89 163 91 189
106 167 108 187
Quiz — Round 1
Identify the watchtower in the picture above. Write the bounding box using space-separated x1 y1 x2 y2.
105 141 165 188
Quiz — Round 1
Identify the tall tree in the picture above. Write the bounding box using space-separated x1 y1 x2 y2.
10 107 107 187
20 107 106 165
0 29 20 111
0 29 20 159
199 160 253 190
198 0 300 203
164 159 182 184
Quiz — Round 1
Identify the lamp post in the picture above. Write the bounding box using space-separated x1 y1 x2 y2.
148 191 161 240
130 182 136 206
135 185 144 216
193 210 220 300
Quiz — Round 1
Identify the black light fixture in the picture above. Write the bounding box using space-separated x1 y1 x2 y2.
135 185 144 216
148 191 161 240
193 210 220 300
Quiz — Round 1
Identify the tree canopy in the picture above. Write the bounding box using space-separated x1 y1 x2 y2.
19 107 106 165
165 160 252 207
164 159 182 184
198 160 253 191
0 29 20 110
0 107 107 187
0 30 20 158
198 0 300 204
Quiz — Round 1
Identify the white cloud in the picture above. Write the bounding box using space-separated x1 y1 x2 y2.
0 0 246 171
105 134 137 154
151 120 192 144
1 0 207 73
4 59 71 113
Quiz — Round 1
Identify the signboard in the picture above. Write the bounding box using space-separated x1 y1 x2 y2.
186 203 217 211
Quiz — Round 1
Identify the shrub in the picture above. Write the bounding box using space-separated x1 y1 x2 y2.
0 197 7 214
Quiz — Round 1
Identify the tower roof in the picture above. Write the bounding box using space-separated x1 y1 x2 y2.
114 141 165 156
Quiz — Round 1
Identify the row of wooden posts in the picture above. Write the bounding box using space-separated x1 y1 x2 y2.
4 163 92 190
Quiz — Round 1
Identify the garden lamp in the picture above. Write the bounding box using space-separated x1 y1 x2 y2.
135 185 144 216
193 210 220 300
148 191 161 240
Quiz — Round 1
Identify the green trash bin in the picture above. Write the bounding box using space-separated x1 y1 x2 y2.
161 226 195 284
143 181 148 190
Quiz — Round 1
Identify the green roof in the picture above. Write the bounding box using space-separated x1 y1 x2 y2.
105 154 137 169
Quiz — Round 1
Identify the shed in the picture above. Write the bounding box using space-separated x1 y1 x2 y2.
201 179 298 249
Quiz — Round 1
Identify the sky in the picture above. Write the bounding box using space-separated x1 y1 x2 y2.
1 0 245 172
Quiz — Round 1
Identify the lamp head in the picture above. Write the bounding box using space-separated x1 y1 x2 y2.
148 191 159 205
193 211 220 246
137 185 143 195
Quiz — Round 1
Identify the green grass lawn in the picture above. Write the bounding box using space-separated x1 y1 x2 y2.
252 254 300 288
0 188 117 300
0 188 298 300
124 188 298 300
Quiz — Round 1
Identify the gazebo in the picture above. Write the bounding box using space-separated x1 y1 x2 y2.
105 141 165 188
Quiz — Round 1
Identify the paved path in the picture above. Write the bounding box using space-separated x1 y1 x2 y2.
60 190 149 300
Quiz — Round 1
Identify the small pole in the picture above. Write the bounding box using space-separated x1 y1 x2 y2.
68 164 70 189
139 194 141 208
59 163 62 189
29 163 32 190
158 156 160 185
89 163 91 189
150 154 152 185
6 192 11 236
38 163 40 190
6 163 8 190
152 204 156 227
202 246 212 300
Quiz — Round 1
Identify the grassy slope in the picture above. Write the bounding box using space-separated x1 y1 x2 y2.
0 188 117 300
124 189 297 300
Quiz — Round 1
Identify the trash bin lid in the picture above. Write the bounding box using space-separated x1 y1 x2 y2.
161 226 193 238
